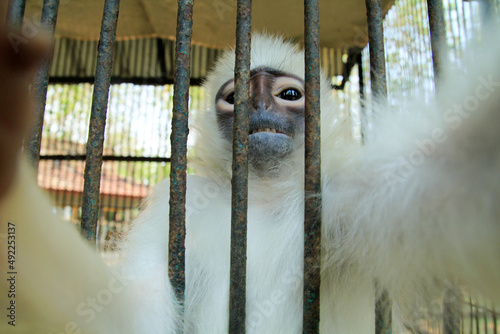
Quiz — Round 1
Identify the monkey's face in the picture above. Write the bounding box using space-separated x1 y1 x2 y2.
215 67 305 170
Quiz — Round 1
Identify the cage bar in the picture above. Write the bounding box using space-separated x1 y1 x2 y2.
426 0 447 83
426 2 461 332
229 1 252 332
364 1 392 333
365 0 388 102
168 0 194 310
80 0 121 243
357 52 367 145
303 0 322 332
6 0 26 29
24 0 60 169
443 288 461 334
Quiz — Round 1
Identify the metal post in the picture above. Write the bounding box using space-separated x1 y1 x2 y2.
364 1 391 333
229 0 252 332
24 0 60 170
168 0 194 315
6 0 26 29
80 0 121 243
303 0 321 332
426 0 448 84
365 0 388 102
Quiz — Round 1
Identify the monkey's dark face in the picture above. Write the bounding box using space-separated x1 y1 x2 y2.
215 68 305 170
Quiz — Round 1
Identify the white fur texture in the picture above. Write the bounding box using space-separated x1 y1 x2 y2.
1 33 500 333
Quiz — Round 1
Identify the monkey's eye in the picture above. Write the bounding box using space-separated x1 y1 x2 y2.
277 88 302 101
224 92 235 105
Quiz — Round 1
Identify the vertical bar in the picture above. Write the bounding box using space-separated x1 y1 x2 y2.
168 0 194 312
470 298 474 334
443 288 461 334
426 0 448 83
303 0 321 333
80 0 121 243
427 1 461 332
24 0 60 169
357 52 367 145
229 0 252 332
485 306 489 334
365 0 388 102
364 1 391 333
476 304 481 334
6 0 26 29
375 287 392 334
494 307 498 334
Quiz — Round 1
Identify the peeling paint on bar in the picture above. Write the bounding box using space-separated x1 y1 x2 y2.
81 0 121 244
229 1 252 332
6 0 26 29
169 0 194 313
24 0 60 170
303 0 321 332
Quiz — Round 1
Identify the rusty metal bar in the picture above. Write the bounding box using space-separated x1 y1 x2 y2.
365 0 387 102
80 0 121 243
24 0 60 170
168 0 194 311
229 1 252 332
426 0 448 84
6 0 26 29
303 0 321 332
365 1 391 333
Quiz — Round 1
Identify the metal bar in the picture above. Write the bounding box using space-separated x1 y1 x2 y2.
470 298 474 334
494 307 498 334
24 0 60 170
168 0 194 313
364 1 391 333
39 155 171 163
476 303 481 334
80 0 121 243
303 0 321 332
426 0 448 84
365 0 388 101
443 288 461 334
6 0 26 29
427 2 461 332
485 305 489 334
229 0 252 332
357 51 367 145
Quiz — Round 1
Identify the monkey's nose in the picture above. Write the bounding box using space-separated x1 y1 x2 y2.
251 93 272 112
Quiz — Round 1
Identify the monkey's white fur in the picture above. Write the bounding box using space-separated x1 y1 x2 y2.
1 33 500 333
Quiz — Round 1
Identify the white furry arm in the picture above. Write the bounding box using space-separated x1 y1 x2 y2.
0 158 135 333
323 48 500 301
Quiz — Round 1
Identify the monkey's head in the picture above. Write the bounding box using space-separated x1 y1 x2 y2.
191 34 343 181
215 67 305 171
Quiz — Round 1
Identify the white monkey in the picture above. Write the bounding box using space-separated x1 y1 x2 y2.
1 28 500 334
